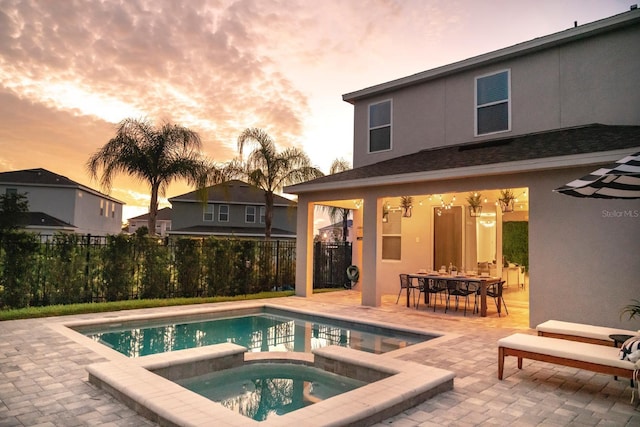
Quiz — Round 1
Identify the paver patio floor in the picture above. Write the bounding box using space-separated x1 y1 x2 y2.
1 287 639 426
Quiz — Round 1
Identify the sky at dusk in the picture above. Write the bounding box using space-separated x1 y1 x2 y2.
0 0 632 221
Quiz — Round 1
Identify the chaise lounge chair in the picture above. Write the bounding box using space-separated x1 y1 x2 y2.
497 333 637 383
536 320 637 346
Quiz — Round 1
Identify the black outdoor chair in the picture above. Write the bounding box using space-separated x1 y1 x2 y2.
445 280 477 316
396 274 416 307
484 280 508 316
416 278 447 311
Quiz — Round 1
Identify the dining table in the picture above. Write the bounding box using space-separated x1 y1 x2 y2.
407 273 502 317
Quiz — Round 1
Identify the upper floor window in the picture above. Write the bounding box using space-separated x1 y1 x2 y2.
218 205 229 222
100 200 104 216
246 206 256 223
111 203 115 218
475 70 510 135
5 188 17 195
203 204 214 221
259 206 265 224
368 100 392 153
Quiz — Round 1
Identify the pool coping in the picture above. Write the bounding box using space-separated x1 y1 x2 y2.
87 342 455 427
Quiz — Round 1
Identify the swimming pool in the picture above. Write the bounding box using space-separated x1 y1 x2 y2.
77 306 434 357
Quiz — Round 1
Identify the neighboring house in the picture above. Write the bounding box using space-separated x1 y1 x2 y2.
287 9 640 329
0 168 124 235
128 207 172 237
318 219 353 242
168 180 297 239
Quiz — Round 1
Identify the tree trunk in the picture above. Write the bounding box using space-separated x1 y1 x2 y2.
148 183 159 236
264 191 274 240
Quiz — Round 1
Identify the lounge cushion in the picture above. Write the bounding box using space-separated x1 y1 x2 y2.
536 320 636 342
498 333 635 370
619 335 640 361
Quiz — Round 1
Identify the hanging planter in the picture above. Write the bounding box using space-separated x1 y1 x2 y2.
499 189 515 213
400 196 413 218
466 192 483 217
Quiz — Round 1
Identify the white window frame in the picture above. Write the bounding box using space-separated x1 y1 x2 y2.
474 69 511 136
203 204 214 221
218 204 229 222
259 206 265 224
245 206 256 223
381 209 402 261
368 99 392 153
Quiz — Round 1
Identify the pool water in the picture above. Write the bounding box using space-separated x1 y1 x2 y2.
81 309 431 357
177 362 366 421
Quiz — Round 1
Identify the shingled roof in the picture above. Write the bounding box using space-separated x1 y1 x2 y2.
169 180 295 206
287 124 640 192
129 207 172 221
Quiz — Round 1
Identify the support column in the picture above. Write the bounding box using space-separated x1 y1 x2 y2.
295 198 314 297
361 194 381 307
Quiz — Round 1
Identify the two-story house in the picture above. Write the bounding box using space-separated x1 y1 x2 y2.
287 9 640 329
168 180 297 239
0 168 124 235
127 207 172 237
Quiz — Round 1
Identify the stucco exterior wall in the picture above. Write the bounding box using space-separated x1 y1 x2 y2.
528 167 640 330
351 23 640 168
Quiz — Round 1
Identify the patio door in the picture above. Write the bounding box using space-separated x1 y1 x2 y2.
433 206 462 270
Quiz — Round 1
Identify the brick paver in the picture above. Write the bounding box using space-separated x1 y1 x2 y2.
1 288 639 426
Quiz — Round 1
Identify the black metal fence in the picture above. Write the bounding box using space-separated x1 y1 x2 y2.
313 241 352 288
0 233 297 309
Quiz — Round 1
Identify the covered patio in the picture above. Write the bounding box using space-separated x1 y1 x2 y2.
287 125 640 329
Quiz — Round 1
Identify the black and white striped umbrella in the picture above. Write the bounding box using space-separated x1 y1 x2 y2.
554 151 640 199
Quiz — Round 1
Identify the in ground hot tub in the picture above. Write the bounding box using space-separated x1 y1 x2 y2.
87 342 455 426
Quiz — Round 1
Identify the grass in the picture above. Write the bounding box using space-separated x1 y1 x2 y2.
0 291 295 321
0 288 344 321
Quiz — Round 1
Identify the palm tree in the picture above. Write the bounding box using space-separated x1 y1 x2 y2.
325 159 351 242
234 127 323 239
87 118 210 235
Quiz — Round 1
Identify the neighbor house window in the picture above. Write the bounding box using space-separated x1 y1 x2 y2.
245 206 256 223
218 205 229 222
475 70 510 135
259 206 265 224
100 200 104 216
111 203 115 218
5 188 17 195
368 99 392 153
203 204 214 221
382 209 401 260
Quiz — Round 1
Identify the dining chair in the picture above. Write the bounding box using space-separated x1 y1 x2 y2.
416 278 446 311
445 280 476 315
485 280 509 316
396 274 416 306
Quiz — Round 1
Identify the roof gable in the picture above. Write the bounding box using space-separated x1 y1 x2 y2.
169 180 296 207
129 207 172 221
343 9 640 103
0 168 123 204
